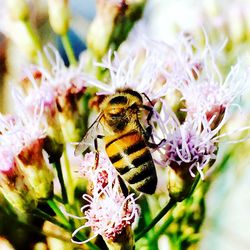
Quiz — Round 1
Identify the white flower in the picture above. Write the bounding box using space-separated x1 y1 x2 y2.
0 110 46 158
84 33 209 102
159 83 250 180
85 37 172 100
0 148 16 174
37 45 87 97
161 115 217 179
0 110 53 202
176 49 249 125
79 151 118 194
72 152 140 244
14 45 90 143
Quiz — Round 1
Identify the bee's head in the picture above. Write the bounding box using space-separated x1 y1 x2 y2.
101 90 143 132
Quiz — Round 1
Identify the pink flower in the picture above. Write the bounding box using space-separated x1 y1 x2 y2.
72 152 140 244
178 60 248 128
84 39 170 100
160 116 217 179
0 149 16 176
0 111 53 203
14 44 89 142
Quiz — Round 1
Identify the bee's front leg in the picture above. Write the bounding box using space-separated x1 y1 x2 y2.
94 135 104 169
142 105 154 140
146 138 166 149
142 105 166 149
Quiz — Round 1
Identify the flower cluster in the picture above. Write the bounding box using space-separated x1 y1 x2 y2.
17 45 88 148
86 37 171 99
84 33 249 202
0 0 249 249
158 35 248 174
0 109 53 211
160 115 217 179
87 0 146 58
73 152 140 244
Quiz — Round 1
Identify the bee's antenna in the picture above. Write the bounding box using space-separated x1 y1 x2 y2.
142 92 154 107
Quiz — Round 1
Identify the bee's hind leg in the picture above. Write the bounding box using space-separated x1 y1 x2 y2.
94 135 104 169
117 175 129 197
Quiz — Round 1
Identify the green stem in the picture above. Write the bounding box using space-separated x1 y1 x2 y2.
134 196 157 248
81 92 91 134
17 220 70 242
53 194 64 204
0 207 69 242
61 33 77 66
24 21 41 49
53 160 68 204
47 199 69 225
63 148 74 205
135 198 176 242
32 208 71 231
22 20 52 67
169 235 182 250
143 175 200 245
75 233 101 250
33 208 101 250
188 174 201 198
149 215 174 244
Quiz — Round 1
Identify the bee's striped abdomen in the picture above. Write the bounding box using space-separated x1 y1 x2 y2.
105 130 157 194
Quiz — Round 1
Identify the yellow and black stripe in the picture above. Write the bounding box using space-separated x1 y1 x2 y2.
105 130 157 194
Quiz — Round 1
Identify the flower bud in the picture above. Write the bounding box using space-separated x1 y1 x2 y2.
44 136 63 163
56 87 86 143
58 110 83 143
17 138 54 200
87 0 146 59
1 0 40 61
43 221 73 250
10 21 41 61
42 99 64 161
0 237 15 250
48 0 70 35
0 150 37 212
167 163 196 202
7 0 29 21
167 187 205 248
104 225 135 250
19 74 65 161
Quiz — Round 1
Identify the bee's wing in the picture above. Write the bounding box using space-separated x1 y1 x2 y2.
74 113 103 156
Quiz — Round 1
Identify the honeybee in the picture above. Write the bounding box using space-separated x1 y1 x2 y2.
76 88 164 194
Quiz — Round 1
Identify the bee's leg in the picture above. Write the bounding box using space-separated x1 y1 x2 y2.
146 139 166 149
142 105 166 149
94 135 104 169
117 175 129 197
142 105 155 140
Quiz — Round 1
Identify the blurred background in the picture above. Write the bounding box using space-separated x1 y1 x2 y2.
0 0 250 249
